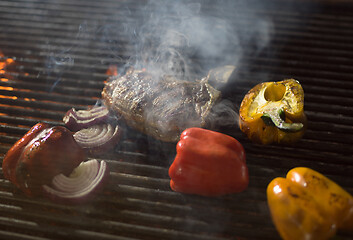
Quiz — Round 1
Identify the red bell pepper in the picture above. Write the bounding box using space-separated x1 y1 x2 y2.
2 123 85 196
169 128 249 196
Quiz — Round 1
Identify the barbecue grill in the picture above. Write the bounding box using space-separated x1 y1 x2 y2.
0 0 353 239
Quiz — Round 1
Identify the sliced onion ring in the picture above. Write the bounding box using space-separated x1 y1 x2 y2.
63 106 110 131
42 159 109 203
73 123 121 155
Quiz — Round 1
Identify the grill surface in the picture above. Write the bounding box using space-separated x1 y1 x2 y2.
0 0 353 239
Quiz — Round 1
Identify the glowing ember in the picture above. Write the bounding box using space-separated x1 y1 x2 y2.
106 65 118 77
0 52 15 82
0 53 14 72
0 52 16 100
24 98 36 102
0 96 17 100
0 86 14 91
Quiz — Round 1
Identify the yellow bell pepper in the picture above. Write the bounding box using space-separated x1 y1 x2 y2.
267 167 353 240
287 167 353 231
239 79 307 144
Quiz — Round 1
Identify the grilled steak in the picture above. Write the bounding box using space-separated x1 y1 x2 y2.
102 68 221 142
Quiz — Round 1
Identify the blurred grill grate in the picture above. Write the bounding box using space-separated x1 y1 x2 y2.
0 0 353 239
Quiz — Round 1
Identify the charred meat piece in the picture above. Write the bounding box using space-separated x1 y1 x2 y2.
102 69 221 142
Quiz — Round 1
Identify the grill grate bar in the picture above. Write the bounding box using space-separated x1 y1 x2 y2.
0 188 272 240
0 230 50 240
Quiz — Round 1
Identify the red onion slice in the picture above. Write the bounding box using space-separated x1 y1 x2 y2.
73 123 121 155
42 159 109 203
51 160 99 192
63 106 110 131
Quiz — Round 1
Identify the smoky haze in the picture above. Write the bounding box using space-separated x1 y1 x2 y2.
133 1 238 80
100 0 274 132
126 0 273 80
44 0 274 132
44 0 274 91
108 0 273 130
130 1 237 80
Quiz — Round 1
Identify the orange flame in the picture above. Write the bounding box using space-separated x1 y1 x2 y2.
0 53 14 70
104 64 119 84
0 52 16 100
0 52 15 77
0 86 13 91
106 65 118 77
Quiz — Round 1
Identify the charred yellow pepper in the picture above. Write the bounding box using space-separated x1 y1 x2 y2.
239 79 307 144
267 167 353 240
287 167 353 231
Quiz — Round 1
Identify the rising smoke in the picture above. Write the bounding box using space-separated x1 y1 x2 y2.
131 0 240 80
99 0 274 132
128 0 273 79
43 0 274 131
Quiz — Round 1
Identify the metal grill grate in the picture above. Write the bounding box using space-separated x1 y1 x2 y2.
0 0 353 239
